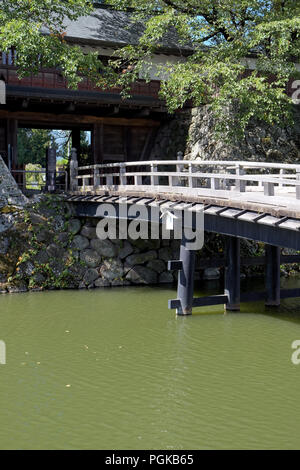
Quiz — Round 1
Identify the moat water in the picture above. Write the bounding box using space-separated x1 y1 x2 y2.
1 278 300 449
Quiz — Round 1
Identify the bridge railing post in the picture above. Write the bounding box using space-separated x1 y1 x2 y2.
173 152 184 187
120 163 127 186
211 176 220 190
188 162 194 189
235 164 246 192
70 147 78 192
264 181 275 196
279 168 285 189
150 163 159 186
106 174 113 186
296 167 300 200
93 166 100 188
134 174 143 186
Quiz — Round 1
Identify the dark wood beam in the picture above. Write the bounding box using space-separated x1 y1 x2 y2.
0 110 160 128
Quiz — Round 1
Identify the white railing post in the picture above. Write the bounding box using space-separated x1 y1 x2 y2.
211 176 220 190
264 182 275 196
188 162 193 188
70 148 78 191
134 174 143 186
120 163 127 186
235 164 246 192
279 168 285 189
151 163 159 186
173 152 184 187
93 166 100 188
296 167 300 200
106 174 113 186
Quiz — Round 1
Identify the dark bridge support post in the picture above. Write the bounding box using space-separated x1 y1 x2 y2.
176 236 196 316
265 244 281 307
225 236 240 311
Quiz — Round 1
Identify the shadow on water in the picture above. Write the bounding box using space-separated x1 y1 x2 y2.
174 275 300 325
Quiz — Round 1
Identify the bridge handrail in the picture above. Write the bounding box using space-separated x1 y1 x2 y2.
76 172 300 186
72 159 300 201
77 160 300 171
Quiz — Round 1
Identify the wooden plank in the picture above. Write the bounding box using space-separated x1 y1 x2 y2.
252 213 267 222
221 208 242 218
276 219 300 231
203 205 224 215
69 185 300 219
257 215 281 226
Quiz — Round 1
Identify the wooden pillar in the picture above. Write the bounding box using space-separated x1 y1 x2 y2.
176 236 196 316
69 148 78 192
46 147 56 192
225 236 240 311
71 129 81 163
7 118 18 166
265 244 281 306
92 123 103 164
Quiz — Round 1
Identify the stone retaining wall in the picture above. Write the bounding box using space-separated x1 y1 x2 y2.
0 195 180 293
150 106 300 164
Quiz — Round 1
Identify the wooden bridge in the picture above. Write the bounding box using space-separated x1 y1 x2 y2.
66 154 300 315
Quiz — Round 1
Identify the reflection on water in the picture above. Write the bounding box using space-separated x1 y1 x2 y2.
0 278 300 449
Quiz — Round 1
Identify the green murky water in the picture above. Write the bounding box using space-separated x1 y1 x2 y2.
1 279 300 450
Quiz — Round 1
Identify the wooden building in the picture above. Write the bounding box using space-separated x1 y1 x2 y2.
0 4 191 170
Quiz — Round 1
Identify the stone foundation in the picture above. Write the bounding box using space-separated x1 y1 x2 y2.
0 195 181 293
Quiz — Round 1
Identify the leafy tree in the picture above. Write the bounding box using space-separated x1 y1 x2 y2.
52 130 91 163
0 0 102 88
2 1 300 137
18 128 53 165
104 0 300 137
79 131 92 164
24 162 44 189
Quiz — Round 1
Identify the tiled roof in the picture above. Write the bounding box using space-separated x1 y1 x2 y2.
62 5 192 54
